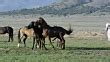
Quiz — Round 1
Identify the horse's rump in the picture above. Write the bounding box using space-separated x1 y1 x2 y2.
0 27 7 34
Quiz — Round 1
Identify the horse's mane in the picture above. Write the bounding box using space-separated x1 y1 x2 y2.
37 17 51 28
53 25 63 28
52 25 65 30
38 17 48 25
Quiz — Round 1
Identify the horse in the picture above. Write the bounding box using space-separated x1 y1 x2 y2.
42 25 73 49
36 17 56 48
0 26 13 42
17 26 36 49
27 21 47 50
105 23 110 41
37 17 73 49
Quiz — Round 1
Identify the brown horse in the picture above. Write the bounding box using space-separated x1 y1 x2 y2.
0 26 13 42
18 26 38 49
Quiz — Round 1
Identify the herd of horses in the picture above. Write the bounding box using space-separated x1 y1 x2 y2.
0 17 73 50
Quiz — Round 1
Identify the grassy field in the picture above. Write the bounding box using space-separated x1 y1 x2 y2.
0 15 110 62
0 37 109 62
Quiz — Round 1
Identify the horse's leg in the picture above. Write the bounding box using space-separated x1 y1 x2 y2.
61 37 65 49
8 33 11 42
8 32 13 42
23 35 27 47
59 33 64 49
56 39 60 47
58 37 62 49
59 33 65 49
18 36 23 47
52 37 57 41
35 38 41 49
42 38 47 50
11 32 13 42
48 36 54 49
32 37 35 50
41 39 43 50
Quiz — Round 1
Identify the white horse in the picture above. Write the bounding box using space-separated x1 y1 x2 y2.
105 23 110 41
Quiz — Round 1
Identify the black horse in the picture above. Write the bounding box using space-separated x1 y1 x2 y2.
35 17 73 49
36 17 73 49
42 25 73 49
27 21 47 50
0 26 13 42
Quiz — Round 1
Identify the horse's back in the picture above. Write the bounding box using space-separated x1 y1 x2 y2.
50 26 66 33
20 27 35 37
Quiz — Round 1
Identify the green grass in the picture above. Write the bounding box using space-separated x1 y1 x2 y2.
0 15 110 62
0 37 109 62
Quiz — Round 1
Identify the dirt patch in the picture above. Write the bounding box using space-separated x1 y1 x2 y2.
72 31 105 38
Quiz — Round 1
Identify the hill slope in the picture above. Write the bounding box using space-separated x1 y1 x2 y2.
1 0 110 15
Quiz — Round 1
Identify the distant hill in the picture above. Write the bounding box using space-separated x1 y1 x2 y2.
1 0 110 15
0 0 56 11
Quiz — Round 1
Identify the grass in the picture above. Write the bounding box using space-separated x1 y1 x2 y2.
0 37 109 62
0 15 110 62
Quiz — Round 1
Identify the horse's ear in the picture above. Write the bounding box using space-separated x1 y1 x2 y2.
38 17 43 19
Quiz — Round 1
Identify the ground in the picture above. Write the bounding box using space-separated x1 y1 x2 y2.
0 15 110 62
0 37 110 62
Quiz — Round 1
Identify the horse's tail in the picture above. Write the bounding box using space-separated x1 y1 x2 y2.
18 28 22 47
66 24 73 35
18 28 21 43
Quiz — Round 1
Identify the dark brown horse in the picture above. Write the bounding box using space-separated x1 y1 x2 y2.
36 17 55 48
0 26 13 42
27 17 72 50
37 17 73 49
27 21 47 50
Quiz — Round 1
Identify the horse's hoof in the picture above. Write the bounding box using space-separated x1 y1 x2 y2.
32 48 34 50
61 47 65 50
44 48 48 50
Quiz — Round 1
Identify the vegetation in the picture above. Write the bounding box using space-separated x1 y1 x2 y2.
0 12 109 62
1 1 110 16
0 36 109 62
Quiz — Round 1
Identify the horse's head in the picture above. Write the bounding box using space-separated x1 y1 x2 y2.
37 17 48 26
27 21 42 29
27 21 35 29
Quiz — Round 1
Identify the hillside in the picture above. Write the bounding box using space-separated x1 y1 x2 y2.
1 0 110 15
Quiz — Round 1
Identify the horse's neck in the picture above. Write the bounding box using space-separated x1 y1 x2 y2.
42 24 51 29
